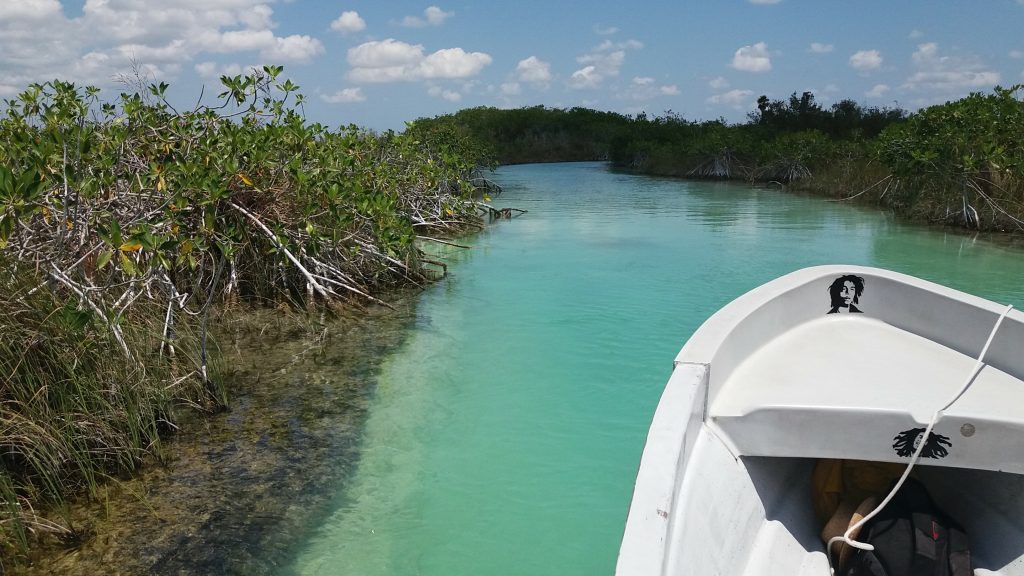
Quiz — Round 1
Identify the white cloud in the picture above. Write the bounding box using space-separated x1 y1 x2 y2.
865 84 890 98
117 40 190 63
0 0 326 91
1010 50 1024 59
262 35 324 64
902 43 1001 93
849 49 883 71
809 43 834 54
568 66 601 89
594 25 619 35
594 39 644 51
568 38 642 89
401 6 453 28
195 61 218 79
708 76 730 90
707 88 754 108
516 56 551 84
909 29 924 39
347 39 491 82
217 29 276 52
578 50 625 75
501 81 521 96
419 48 492 78
214 30 323 63
331 11 366 35
321 87 366 103
0 0 62 20
748 0 781 4
240 5 275 31
427 85 461 101
348 39 423 68
194 61 249 80
618 76 679 101
731 42 771 72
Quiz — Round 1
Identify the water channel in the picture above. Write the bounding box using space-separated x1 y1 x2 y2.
21 162 1024 575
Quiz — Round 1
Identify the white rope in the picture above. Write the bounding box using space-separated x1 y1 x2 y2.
827 303 1015 575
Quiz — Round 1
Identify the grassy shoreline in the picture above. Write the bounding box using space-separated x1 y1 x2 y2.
0 69 494 564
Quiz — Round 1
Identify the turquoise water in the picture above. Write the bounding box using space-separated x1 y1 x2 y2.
289 162 1024 576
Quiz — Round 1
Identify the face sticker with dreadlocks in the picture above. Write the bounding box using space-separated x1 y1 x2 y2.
827 274 865 314
892 428 952 459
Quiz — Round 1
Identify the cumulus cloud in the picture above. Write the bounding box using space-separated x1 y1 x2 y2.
331 11 366 34
0 0 325 90
708 76 730 90
262 35 323 64
618 76 679 101
809 43 834 54
0 0 62 21
902 43 1000 93
427 85 461 101
194 61 260 80
347 39 491 82
321 87 366 103
401 6 453 28
568 66 601 89
865 84 890 98
569 38 642 89
731 42 771 72
849 49 883 71
420 48 491 78
501 82 521 96
707 88 754 108
516 56 552 84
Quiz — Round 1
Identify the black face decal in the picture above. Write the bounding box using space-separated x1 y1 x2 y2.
827 274 865 315
892 428 952 459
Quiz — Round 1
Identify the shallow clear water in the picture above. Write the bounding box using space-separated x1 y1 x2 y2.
289 162 1024 576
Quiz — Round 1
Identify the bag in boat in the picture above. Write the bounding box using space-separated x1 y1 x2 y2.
842 477 971 576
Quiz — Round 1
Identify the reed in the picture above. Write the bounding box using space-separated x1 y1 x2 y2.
0 259 223 563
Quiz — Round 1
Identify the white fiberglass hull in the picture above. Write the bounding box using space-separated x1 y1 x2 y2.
617 266 1024 576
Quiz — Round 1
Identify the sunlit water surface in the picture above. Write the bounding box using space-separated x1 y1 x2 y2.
288 162 1024 576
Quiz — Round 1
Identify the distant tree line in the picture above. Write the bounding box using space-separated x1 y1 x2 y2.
414 85 1024 233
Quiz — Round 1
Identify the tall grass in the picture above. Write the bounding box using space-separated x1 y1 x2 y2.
0 258 223 564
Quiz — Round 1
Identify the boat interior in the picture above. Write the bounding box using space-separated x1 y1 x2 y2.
666 427 1024 576
618 268 1024 576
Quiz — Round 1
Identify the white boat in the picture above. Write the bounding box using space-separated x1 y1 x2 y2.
616 265 1024 576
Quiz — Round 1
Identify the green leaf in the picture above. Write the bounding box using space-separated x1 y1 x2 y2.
0 214 12 247
119 252 137 275
0 165 14 198
55 305 93 331
96 250 113 270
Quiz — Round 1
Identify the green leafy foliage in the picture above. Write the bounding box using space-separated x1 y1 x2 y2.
0 67 491 560
876 85 1024 230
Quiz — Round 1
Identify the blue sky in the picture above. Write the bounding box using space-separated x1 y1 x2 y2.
1 1 1023 130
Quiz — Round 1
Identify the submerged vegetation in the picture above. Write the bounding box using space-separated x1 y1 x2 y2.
0 67 493 562
419 84 1024 233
